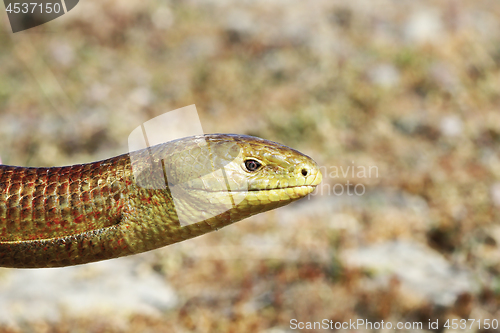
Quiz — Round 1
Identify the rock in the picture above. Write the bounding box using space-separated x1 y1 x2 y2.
341 241 477 306
368 64 400 89
405 9 443 44
0 257 178 325
490 182 500 207
440 115 463 137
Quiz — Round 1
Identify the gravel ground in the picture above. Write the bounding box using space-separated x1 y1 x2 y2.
1 0 500 332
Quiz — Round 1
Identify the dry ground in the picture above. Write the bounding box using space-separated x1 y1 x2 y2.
1 0 500 332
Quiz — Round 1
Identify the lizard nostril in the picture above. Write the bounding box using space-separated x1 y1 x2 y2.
301 168 308 177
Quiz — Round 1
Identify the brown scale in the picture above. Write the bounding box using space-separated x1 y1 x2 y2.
0 161 127 243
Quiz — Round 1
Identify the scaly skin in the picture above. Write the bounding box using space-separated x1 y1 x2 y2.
0 134 322 268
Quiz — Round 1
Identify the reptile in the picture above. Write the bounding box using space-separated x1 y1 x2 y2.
0 134 322 268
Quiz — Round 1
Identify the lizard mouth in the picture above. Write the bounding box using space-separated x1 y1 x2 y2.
185 184 318 197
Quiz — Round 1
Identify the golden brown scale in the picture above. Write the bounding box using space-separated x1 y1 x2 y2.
0 134 322 268
0 157 128 242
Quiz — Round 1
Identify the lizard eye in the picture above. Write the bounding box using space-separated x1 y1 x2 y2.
244 159 262 172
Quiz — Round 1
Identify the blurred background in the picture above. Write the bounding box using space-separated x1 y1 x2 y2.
1 0 500 332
